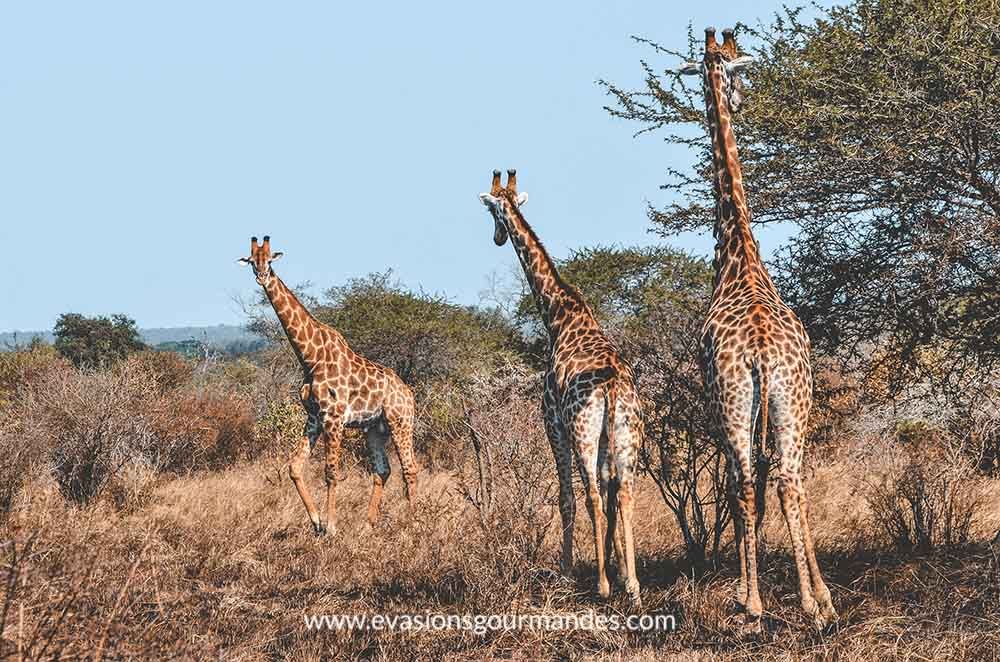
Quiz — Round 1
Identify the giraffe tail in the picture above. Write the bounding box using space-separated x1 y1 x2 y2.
605 378 619 481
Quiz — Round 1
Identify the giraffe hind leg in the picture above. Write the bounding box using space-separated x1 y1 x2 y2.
611 407 641 606
722 417 763 617
773 421 836 629
724 451 748 607
387 412 418 504
571 394 612 600
366 425 391 526
800 489 837 624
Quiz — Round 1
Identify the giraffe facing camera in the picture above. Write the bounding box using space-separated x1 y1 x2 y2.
238 235 420 536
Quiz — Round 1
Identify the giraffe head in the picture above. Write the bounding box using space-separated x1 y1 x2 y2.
238 235 283 287
678 27 754 113
479 169 529 246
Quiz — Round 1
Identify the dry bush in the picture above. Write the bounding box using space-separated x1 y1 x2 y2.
252 396 305 471
0 532 154 659
626 301 733 568
0 423 45 521
0 343 70 409
127 349 194 392
862 421 985 550
13 352 257 507
151 388 258 472
4 459 1000 660
456 360 557 566
28 360 159 505
961 379 1000 475
0 348 71 518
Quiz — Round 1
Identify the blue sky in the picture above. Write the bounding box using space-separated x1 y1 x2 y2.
1 1 829 331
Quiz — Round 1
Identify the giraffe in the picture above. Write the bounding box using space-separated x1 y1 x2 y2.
238 236 418 535
678 28 837 629
479 170 644 606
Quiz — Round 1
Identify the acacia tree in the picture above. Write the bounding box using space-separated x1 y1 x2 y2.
53 313 146 368
602 0 1000 402
317 271 520 386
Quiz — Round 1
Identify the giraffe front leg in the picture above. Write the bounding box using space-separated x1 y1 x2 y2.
571 394 614 600
544 407 575 575
597 421 626 589
288 434 324 535
602 476 623 586
776 474 820 627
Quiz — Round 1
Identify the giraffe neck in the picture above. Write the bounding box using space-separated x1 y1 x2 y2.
501 203 578 335
262 272 337 369
703 65 778 301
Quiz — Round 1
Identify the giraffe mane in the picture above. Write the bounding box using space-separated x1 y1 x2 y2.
500 193 590 311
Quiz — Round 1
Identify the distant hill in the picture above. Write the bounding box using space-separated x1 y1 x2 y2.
0 324 266 354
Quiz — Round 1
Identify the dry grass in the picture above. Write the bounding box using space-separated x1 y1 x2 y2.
2 454 1000 661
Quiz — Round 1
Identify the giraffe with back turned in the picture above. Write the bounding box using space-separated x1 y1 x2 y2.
239 236 419 535
479 170 644 606
679 27 837 629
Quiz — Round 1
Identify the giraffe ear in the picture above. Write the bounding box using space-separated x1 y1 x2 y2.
479 193 499 207
677 61 701 76
237 257 252 265
269 252 283 262
515 192 528 207
725 55 754 73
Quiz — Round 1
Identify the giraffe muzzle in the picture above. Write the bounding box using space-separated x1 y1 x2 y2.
493 218 509 246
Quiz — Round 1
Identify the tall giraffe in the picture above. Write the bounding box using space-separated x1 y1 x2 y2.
679 28 837 629
479 170 644 605
239 236 418 534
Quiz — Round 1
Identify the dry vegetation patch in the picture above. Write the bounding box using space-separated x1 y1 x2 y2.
2 455 1000 660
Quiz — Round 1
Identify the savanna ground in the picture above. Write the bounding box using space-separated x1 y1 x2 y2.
2 341 1000 661
5 444 1000 660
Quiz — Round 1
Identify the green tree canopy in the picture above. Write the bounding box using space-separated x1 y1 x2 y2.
515 245 712 355
53 313 147 368
602 0 1000 400
313 271 523 386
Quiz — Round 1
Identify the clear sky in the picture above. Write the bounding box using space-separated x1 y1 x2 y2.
1 1 829 332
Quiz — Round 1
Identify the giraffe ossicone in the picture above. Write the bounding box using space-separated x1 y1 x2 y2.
687 26 837 630
478 169 644 607
239 235 419 535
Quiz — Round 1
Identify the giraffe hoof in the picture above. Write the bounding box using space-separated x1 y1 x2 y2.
559 557 574 576
814 605 838 632
312 522 327 536
626 585 642 610
598 579 612 600
744 598 763 621
737 614 763 636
